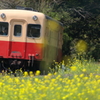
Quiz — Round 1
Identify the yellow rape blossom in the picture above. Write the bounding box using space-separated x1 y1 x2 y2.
35 70 40 76
82 68 86 72
23 71 28 76
71 66 77 71
80 73 84 78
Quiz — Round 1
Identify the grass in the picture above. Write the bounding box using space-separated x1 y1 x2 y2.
0 57 100 100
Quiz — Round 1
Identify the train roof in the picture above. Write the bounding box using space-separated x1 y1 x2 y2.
45 16 63 26
0 9 44 17
16 6 63 26
0 9 63 26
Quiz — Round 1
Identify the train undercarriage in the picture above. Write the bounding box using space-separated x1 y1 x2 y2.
0 58 51 76
0 58 41 75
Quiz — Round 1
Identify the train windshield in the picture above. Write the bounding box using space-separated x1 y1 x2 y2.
27 24 41 38
0 22 8 36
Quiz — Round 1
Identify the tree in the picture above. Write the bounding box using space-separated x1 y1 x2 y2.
0 0 24 9
60 0 100 60
0 0 100 60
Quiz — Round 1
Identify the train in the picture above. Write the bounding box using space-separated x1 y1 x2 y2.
0 7 63 74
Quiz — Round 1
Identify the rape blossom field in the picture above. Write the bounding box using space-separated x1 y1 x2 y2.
0 59 100 100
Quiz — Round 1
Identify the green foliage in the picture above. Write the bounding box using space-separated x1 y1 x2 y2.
0 0 100 60
0 0 24 8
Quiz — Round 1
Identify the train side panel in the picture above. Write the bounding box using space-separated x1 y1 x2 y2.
43 19 63 63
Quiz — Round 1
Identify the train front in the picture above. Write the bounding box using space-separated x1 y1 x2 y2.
0 9 46 72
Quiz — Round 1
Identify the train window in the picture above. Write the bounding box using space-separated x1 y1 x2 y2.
27 24 41 38
0 22 8 36
14 25 22 36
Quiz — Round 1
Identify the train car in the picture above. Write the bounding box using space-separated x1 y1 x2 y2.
0 8 63 74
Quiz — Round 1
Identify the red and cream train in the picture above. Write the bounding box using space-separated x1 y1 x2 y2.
0 7 63 74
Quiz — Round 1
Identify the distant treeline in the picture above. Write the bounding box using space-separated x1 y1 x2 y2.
0 0 100 60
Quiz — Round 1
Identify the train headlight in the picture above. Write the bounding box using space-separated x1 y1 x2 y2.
32 15 38 21
1 13 6 19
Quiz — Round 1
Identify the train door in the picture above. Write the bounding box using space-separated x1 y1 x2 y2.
9 20 26 59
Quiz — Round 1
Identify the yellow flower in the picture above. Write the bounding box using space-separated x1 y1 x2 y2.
89 73 93 78
77 83 81 86
23 71 28 76
0 97 3 100
0 82 3 87
15 78 20 84
83 76 88 80
54 72 57 75
82 69 86 72
74 75 78 78
48 73 52 77
44 75 49 79
71 66 77 71
97 79 100 83
62 95 69 99
35 70 40 75
51 79 56 83
29 71 34 76
78 93 81 96
95 75 100 79
76 40 87 53
34 78 39 82
98 95 100 99
85 98 88 100
80 74 84 78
